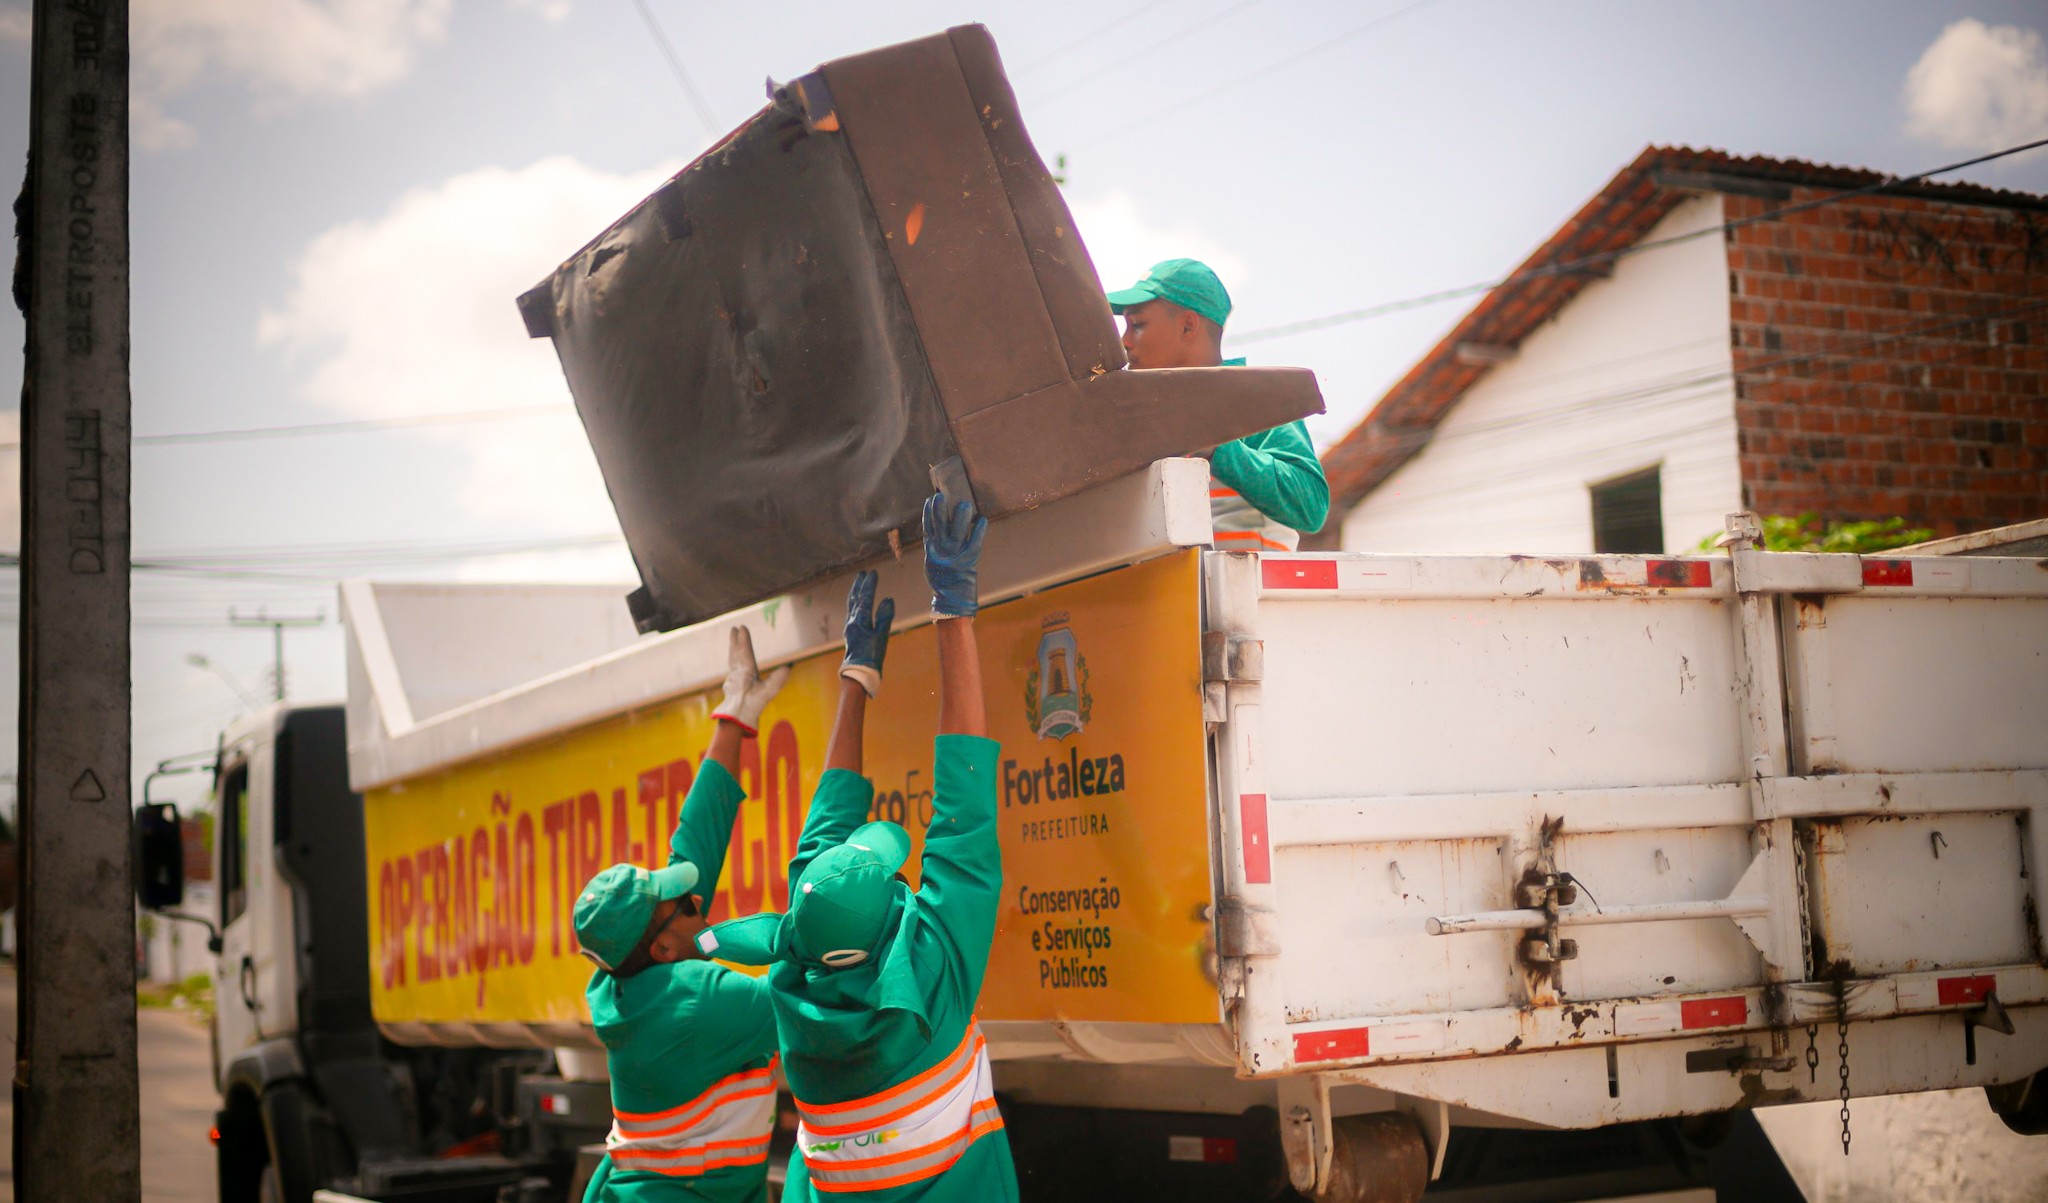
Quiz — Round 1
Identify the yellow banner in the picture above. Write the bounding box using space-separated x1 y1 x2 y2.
366 549 1215 1028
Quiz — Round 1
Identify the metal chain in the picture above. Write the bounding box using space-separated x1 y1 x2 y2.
1805 1024 1820 1084
1836 997 1853 1155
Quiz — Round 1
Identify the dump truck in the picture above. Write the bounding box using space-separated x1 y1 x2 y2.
136 468 2048 1202
128 21 2048 1203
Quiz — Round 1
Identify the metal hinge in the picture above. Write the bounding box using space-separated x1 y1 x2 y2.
1201 631 1264 684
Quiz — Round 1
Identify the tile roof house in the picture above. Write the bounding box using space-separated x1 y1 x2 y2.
1316 146 2048 553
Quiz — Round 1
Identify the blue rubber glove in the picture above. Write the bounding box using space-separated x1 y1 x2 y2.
923 492 987 618
840 570 895 697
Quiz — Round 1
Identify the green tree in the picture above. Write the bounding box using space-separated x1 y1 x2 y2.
1699 514 1933 554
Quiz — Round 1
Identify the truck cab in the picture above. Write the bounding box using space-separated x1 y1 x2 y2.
140 705 607 1203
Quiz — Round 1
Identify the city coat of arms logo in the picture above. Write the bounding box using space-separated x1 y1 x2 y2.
1023 613 1092 741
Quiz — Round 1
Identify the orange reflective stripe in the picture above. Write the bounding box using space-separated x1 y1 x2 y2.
796 1025 1003 1192
613 1134 771 1163
812 1099 1002 1173
615 1064 775 1125
799 1034 984 1138
615 1082 775 1140
611 1145 772 1178
792 1024 978 1124
607 1060 778 1179
1208 487 1241 499
810 1112 1006 1194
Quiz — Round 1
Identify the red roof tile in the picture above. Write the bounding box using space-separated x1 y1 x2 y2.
1317 145 2048 529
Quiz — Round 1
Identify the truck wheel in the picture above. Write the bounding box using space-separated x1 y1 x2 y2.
1313 1113 1429 1203
217 1092 268 1203
1988 1072 2048 1136
258 1081 320 1203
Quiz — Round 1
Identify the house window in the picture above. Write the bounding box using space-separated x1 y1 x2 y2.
1591 466 1664 553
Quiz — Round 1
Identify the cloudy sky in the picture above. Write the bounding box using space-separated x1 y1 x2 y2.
2 0 2045 811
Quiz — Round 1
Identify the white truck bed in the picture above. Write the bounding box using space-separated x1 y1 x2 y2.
342 463 2048 1143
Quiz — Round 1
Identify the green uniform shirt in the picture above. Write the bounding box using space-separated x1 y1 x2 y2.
771 735 1016 1203
584 764 877 1203
1208 356 1330 538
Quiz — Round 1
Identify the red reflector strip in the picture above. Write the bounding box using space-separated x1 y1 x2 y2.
1262 559 1338 590
1863 560 1913 586
1202 1137 1239 1164
1938 975 1995 1006
1240 794 1271 884
1646 559 1713 588
1680 996 1747 1029
1294 1027 1371 1064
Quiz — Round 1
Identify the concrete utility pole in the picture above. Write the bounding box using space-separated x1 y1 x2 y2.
228 608 324 701
15 0 139 1199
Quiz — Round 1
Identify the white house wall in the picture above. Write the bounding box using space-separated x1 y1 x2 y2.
1342 194 1741 554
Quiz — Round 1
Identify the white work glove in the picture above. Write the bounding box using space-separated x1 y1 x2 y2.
711 626 790 736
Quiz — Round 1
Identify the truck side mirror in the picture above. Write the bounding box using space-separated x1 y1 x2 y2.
134 802 186 910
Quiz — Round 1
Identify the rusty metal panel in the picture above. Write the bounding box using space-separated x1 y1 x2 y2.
1272 837 1517 1020
1807 811 2033 976
523 25 1322 631
1554 827 1762 1000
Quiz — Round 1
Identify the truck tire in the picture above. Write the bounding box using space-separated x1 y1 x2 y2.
217 1091 268 1203
258 1081 320 1203
1314 1113 1429 1203
1988 1072 2048 1136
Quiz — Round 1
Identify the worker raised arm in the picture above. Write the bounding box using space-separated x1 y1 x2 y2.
694 489 1019 1202
1108 257 1330 550
572 625 790 1203
783 570 891 889
917 493 1004 1001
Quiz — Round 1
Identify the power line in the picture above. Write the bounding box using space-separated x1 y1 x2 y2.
1072 0 1449 149
631 0 722 140
0 532 629 584
1033 0 1277 104
1233 135 2048 346
0 403 574 451
1014 0 1179 72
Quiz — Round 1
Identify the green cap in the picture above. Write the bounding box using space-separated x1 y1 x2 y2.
1105 258 1233 327
695 821 911 968
573 861 700 972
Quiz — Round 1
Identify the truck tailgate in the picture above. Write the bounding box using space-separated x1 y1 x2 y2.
1207 550 2048 1099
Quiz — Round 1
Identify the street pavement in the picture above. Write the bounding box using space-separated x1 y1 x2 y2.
0 961 219 1203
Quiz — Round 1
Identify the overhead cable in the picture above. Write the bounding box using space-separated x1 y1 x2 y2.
1072 0 1448 148
0 403 574 451
631 0 723 140
1233 136 2048 345
1015 0 1178 72
1033 0 1276 104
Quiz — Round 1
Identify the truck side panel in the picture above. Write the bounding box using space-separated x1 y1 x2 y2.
361 551 1218 1039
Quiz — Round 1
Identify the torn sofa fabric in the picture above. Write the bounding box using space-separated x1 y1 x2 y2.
520 25 1324 632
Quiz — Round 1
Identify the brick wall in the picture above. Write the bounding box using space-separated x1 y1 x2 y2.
1726 190 2048 536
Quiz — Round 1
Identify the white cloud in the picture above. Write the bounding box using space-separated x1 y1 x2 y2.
1067 191 1251 300
129 0 453 147
509 0 572 21
260 156 678 571
1903 18 2048 151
